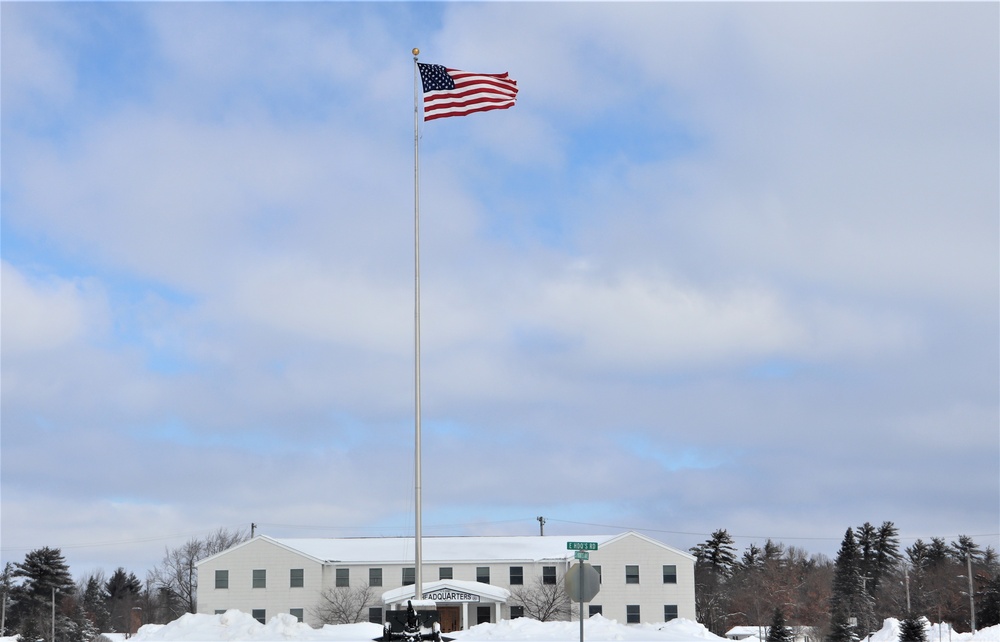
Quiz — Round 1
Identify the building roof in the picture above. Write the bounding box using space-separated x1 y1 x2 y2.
269 534 622 564
196 531 695 567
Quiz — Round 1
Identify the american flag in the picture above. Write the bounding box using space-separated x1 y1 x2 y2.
418 63 518 121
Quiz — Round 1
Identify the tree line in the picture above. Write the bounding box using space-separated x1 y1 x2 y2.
690 522 1000 640
2 523 998 642
1 528 248 642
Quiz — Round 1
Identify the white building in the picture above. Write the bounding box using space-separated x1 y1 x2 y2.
195 531 696 631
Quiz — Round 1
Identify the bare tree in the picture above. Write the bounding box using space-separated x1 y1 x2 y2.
149 527 248 620
312 583 379 624
509 576 572 622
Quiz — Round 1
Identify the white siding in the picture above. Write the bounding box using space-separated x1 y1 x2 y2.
195 532 695 629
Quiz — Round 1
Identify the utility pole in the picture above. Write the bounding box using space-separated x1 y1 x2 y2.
537 516 546 536
251 523 256 538
967 553 976 633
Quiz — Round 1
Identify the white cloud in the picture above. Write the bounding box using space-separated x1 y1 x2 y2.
0 262 106 355
0 4 77 115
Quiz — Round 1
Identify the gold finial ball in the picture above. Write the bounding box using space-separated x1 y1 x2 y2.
412 48 420 56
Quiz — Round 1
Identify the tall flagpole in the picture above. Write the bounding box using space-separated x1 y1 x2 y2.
411 47 424 601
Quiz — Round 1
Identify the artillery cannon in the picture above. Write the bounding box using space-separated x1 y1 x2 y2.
379 600 448 642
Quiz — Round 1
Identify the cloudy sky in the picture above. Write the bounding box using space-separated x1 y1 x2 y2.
2 2 998 578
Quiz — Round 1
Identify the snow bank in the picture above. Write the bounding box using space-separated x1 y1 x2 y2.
76 614 1000 642
451 616 722 641
867 619 1000 642
124 612 729 642
131 611 383 642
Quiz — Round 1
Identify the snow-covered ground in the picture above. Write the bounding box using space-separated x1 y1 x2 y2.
3 613 997 642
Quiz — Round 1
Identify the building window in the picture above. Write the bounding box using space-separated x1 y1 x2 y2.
289 609 304 622
252 609 266 624
439 567 453 580
403 567 415 586
593 565 602 583
588 605 602 617
477 606 491 625
215 570 229 589
542 566 556 585
369 608 383 625
336 568 349 587
626 605 640 624
252 569 266 589
290 569 304 588
625 565 639 584
664 605 678 622
477 567 490 584
510 606 524 619
370 568 383 587
509 566 523 585
662 565 677 584
214 610 226 615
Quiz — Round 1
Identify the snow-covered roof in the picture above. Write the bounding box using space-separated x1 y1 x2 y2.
268 534 623 563
726 626 768 639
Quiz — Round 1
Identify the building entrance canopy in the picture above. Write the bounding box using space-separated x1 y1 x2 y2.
382 580 510 606
382 581 511 633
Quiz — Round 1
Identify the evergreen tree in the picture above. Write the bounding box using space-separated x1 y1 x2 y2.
830 528 876 638
105 568 142 633
978 574 1000 628
949 536 983 565
690 529 739 635
1 562 14 636
765 607 794 642
741 544 763 570
10 547 76 642
926 538 950 567
81 576 110 633
691 530 739 577
856 522 902 621
828 609 858 642
898 614 927 642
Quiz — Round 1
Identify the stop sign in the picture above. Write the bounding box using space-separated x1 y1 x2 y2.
564 562 601 603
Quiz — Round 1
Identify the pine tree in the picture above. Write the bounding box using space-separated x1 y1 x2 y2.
898 613 927 642
10 547 76 642
830 528 876 638
766 607 794 642
690 529 739 635
81 576 111 633
978 573 1000 628
105 568 142 633
828 609 858 642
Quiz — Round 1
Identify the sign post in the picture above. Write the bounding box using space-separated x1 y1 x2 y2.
564 543 600 642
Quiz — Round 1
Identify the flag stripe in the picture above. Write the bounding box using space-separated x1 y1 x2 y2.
418 63 518 121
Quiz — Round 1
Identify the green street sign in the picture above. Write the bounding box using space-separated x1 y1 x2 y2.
567 541 598 551
575 551 589 560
